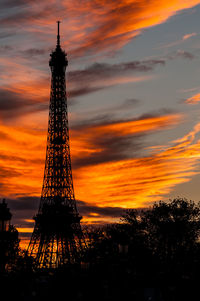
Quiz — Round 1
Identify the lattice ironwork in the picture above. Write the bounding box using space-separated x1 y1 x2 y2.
27 22 84 268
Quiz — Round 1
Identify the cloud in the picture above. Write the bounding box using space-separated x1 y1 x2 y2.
165 50 195 60
185 92 200 104
8 196 40 212
0 111 181 215
73 121 200 209
68 54 194 98
67 0 200 57
77 200 125 218
71 113 182 169
5 196 40 243
0 88 48 119
20 48 46 58
182 32 197 40
1 0 30 9
158 32 198 49
0 59 164 115
0 48 194 115
68 60 165 83
0 166 21 179
175 50 195 60
69 86 105 98
3 112 200 246
68 59 165 98
0 122 46 197
1 0 200 58
5 196 126 246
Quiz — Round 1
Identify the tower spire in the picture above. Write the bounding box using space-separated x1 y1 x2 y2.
57 20 60 47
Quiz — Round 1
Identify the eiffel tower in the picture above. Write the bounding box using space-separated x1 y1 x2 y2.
28 22 84 268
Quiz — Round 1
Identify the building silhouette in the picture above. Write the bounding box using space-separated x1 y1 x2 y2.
28 22 84 268
0 199 19 272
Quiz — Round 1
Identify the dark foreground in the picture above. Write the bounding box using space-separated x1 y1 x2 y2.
1 198 200 300
1 256 200 301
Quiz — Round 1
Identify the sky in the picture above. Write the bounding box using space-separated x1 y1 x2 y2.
1 0 200 248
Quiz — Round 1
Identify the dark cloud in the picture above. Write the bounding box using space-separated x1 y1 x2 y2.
68 59 165 83
5 196 125 231
0 58 163 118
176 50 195 60
5 196 40 231
77 200 125 218
123 98 140 107
68 59 165 98
0 89 29 111
166 50 195 60
20 48 46 58
0 32 16 39
72 110 167 131
68 86 104 98
0 166 21 178
0 154 26 163
73 132 143 169
8 196 40 212
1 0 31 9
0 166 22 192
0 89 48 119
71 112 173 169
0 130 10 140
0 3 62 27
0 45 13 53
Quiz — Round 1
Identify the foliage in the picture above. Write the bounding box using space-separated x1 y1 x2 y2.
0 225 20 272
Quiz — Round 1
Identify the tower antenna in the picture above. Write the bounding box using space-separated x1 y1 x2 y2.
57 20 61 47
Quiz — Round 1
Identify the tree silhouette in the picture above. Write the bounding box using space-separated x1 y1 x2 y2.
0 224 19 273
141 198 200 259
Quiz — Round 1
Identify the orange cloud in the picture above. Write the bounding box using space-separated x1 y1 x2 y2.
182 32 197 40
3 111 200 250
0 113 181 198
2 1 200 58
63 0 200 56
0 122 46 197
70 113 182 165
94 114 180 136
185 92 200 104
73 120 200 208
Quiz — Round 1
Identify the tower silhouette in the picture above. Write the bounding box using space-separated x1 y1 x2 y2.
28 22 84 268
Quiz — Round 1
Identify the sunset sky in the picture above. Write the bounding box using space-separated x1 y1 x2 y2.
1 0 200 247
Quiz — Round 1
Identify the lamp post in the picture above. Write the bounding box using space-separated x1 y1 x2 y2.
0 199 12 232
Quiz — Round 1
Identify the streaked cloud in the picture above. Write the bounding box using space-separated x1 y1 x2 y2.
0 59 164 121
158 32 198 49
68 59 165 97
1 0 200 58
66 0 200 57
182 32 197 40
185 92 200 104
71 113 182 168
164 50 195 60
0 112 181 198
74 120 200 208
3 110 200 247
